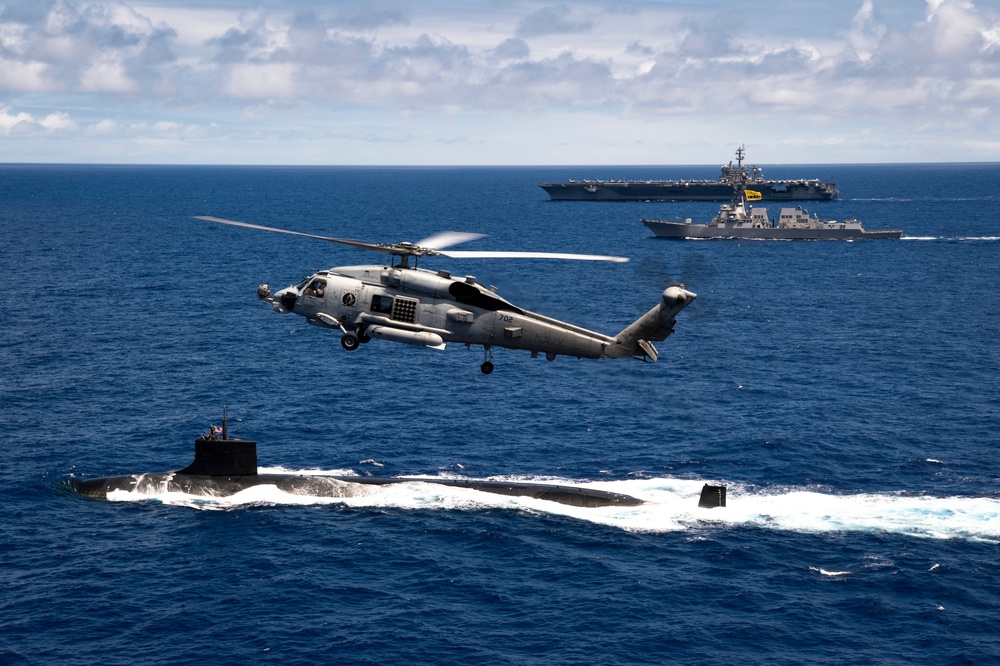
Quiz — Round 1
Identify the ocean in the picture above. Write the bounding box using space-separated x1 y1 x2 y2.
2 162 999 664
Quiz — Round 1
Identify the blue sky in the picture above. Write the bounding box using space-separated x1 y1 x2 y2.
1 0 998 165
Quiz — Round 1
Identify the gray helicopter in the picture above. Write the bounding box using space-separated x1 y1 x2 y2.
196 216 696 374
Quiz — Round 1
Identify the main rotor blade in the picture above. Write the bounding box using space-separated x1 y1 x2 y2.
194 216 400 255
197 216 628 262
439 250 629 263
416 231 486 250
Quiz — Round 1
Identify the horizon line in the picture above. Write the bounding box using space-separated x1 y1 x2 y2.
2 160 998 168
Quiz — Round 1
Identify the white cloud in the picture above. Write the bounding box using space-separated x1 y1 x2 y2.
845 0 885 62
0 0 997 163
221 62 299 98
0 105 76 135
39 111 76 130
0 57 50 91
80 57 137 92
515 5 594 38
634 59 654 76
0 107 35 132
327 3 410 30
924 0 989 59
494 37 530 61
87 117 119 134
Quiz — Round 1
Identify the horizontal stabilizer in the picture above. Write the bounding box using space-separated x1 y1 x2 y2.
637 339 658 362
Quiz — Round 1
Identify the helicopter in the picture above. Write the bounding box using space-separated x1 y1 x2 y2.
195 216 697 374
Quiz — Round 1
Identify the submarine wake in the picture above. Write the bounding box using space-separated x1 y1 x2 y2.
68 416 999 540
85 474 1000 542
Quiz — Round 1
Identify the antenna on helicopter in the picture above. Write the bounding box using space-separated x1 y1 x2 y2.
222 405 228 440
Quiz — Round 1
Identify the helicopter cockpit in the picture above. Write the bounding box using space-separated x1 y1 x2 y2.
302 277 327 298
273 275 327 313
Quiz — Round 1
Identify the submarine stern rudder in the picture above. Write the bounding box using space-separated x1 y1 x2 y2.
698 484 727 508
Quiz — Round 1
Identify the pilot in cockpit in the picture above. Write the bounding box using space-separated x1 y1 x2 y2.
305 279 326 298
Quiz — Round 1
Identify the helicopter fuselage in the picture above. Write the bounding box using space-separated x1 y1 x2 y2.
194 214 695 373
261 263 693 370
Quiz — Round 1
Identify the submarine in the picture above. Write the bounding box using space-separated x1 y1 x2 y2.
69 411 727 510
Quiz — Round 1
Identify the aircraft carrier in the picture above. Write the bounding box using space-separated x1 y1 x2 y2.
539 146 838 201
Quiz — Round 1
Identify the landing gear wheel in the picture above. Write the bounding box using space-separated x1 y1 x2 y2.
480 345 494 375
341 332 360 351
359 332 372 344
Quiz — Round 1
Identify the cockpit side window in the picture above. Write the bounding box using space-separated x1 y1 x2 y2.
304 278 326 298
371 294 393 314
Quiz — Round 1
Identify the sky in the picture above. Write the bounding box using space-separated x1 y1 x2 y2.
1 0 998 165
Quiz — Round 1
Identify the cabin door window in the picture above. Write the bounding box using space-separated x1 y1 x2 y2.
370 294 393 314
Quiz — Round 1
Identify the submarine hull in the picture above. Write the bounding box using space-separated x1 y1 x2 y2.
69 472 646 508
69 428 729 509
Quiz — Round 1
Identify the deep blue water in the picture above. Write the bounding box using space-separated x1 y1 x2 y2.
2 162 1000 664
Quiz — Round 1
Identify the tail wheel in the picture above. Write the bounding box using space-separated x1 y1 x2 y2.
341 332 360 351
481 345 494 374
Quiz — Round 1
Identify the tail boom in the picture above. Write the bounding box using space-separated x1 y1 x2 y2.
606 286 696 361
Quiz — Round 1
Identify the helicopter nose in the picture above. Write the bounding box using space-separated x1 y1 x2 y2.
267 287 296 313
279 289 298 311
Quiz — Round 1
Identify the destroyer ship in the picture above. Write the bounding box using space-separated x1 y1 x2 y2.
642 190 902 240
539 146 838 201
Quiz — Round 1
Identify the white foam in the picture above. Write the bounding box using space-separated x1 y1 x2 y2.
901 236 1000 242
103 474 1000 542
809 567 852 577
257 465 358 476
